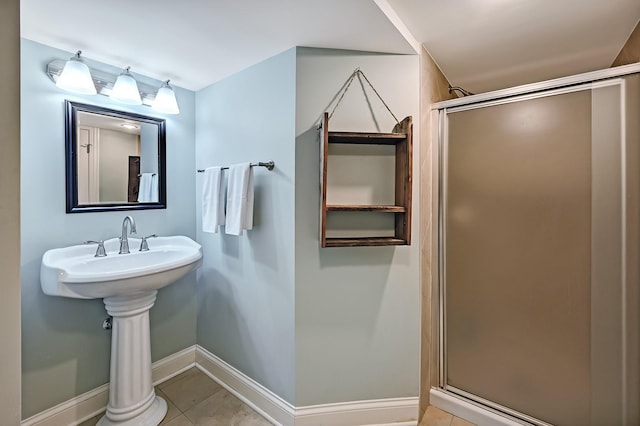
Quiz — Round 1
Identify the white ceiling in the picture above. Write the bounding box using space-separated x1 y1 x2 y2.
387 0 640 93
21 0 640 94
20 0 415 91
78 111 141 135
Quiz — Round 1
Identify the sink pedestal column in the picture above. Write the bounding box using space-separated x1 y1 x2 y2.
97 291 167 426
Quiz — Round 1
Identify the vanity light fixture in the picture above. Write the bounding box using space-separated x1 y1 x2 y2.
46 51 181 115
111 67 142 105
56 51 97 95
152 80 180 115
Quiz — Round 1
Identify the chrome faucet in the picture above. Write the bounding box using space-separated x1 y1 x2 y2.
119 215 137 254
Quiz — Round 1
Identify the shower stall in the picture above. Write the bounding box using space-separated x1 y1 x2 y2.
430 66 640 426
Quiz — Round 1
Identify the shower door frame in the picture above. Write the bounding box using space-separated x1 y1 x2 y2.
428 63 640 426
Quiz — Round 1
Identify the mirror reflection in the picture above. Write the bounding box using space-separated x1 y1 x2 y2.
66 101 166 213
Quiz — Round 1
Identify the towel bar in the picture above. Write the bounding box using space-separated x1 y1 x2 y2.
197 161 275 173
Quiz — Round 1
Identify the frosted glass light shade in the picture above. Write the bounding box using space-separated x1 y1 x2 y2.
111 67 142 105
56 51 97 95
153 81 180 114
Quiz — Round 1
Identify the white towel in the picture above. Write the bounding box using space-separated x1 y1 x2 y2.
149 174 158 202
202 167 226 233
225 163 254 236
137 173 158 202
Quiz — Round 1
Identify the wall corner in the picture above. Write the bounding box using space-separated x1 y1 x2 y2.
612 20 640 67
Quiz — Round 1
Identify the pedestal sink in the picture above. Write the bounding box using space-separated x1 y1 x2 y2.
41 235 203 425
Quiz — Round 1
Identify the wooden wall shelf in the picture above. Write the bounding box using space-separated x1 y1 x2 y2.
319 112 413 248
324 237 407 248
326 132 406 145
326 205 407 213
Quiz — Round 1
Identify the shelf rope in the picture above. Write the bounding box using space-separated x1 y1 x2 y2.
327 68 400 126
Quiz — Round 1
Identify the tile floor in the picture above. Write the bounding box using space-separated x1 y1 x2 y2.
78 367 272 426
78 367 470 426
419 405 476 426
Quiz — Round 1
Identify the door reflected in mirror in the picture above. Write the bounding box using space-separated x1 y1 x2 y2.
65 101 166 213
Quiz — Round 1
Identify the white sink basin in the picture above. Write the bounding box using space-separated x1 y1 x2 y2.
41 235 202 299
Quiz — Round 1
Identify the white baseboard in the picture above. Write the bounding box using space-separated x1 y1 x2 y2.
21 345 196 426
430 388 525 426
195 345 295 426
151 345 197 386
22 344 418 426
294 397 419 426
21 383 110 426
195 345 418 426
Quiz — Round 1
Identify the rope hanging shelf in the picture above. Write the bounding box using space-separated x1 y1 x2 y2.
326 68 401 126
318 68 413 248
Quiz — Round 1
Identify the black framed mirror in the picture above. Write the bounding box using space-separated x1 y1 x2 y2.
65 101 167 213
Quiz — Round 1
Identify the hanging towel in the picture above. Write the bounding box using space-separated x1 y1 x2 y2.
202 167 226 233
149 174 158 202
137 173 158 202
225 163 254 236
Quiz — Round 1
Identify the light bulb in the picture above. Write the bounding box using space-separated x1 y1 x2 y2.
110 67 142 105
56 51 96 95
153 80 180 114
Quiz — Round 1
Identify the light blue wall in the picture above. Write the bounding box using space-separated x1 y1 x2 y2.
195 48 297 403
20 39 197 418
294 48 421 405
196 48 420 406
194 47 419 407
21 40 419 416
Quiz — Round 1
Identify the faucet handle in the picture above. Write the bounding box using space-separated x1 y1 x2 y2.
139 234 158 251
84 240 107 257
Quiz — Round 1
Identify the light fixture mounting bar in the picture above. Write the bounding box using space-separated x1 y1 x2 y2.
46 59 159 106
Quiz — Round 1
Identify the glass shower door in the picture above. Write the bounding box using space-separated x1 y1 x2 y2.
441 79 637 426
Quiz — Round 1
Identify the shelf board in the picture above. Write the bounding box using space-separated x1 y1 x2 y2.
324 237 407 247
326 205 406 213
328 131 407 145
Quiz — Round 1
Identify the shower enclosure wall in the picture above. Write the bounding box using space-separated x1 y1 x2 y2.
429 65 640 426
